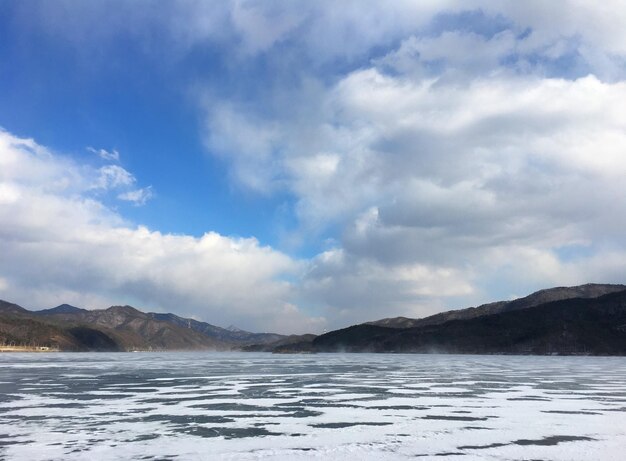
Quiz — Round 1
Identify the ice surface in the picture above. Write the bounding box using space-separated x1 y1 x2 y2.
1 352 625 460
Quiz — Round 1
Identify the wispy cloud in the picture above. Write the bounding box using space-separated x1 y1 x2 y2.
94 165 135 190
87 146 120 162
118 186 154 206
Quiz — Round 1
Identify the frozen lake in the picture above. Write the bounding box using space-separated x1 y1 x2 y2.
1 352 625 460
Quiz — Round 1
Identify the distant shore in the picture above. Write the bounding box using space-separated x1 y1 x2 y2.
0 346 59 353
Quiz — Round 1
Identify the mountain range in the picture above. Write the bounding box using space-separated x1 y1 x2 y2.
302 283 626 355
367 283 626 329
0 301 290 351
2 283 626 354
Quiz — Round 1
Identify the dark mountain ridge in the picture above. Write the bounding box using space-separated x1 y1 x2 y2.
312 287 626 355
243 334 318 352
0 300 29 316
367 283 626 329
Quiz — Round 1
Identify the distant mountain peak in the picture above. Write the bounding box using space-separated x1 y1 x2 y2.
0 299 28 314
226 325 247 333
37 304 87 315
106 305 142 314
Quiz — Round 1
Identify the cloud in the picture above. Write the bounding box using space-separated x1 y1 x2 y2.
205 104 284 194
94 165 136 190
5 2 626 329
195 3 626 322
84 150 153 205
117 187 154 206
14 1 626 81
0 130 322 333
301 247 474 325
317 71 626 308
486 1 626 56
88 146 120 162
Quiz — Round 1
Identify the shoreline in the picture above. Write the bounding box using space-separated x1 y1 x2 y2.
0 346 59 353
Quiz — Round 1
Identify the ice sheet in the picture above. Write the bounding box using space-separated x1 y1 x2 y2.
1 352 625 460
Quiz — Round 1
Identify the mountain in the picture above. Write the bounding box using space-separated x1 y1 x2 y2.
0 302 119 351
0 301 286 351
4 283 625 354
149 313 283 346
0 300 30 316
36 304 88 315
312 287 626 355
243 334 318 352
367 283 626 329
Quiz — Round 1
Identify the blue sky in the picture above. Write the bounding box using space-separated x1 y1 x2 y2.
0 3 290 245
1 1 626 333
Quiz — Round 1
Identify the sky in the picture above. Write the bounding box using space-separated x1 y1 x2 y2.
1 1 626 334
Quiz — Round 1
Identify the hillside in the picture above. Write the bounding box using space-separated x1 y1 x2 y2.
312 288 626 355
0 301 285 351
243 334 318 352
3 283 626 354
367 283 626 329
148 312 283 346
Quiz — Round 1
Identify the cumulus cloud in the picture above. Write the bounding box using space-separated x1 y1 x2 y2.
0 130 322 333
301 247 474 325
197 2 626 320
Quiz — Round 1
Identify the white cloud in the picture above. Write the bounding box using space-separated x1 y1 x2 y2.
196 4 626 323
88 163 154 206
16 1 626 80
94 165 136 190
0 130 321 333
377 30 518 79
88 146 120 162
205 104 284 194
486 1 626 56
300 247 474 325
117 186 154 206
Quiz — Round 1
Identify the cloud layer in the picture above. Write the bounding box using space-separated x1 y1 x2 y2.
199 1 626 323
3 1 626 331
